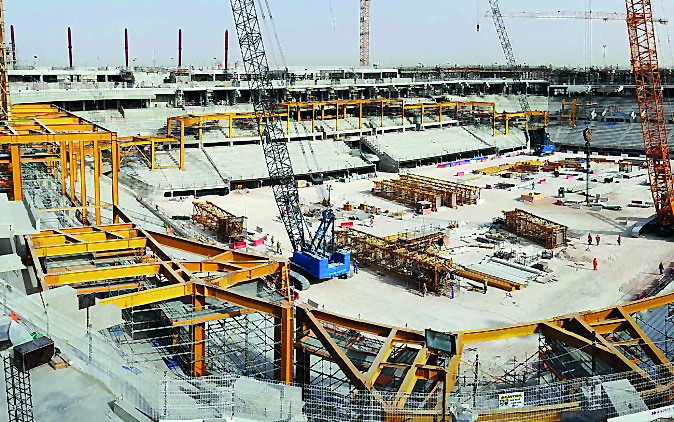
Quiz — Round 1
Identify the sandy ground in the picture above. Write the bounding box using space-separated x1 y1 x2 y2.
149 151 673 371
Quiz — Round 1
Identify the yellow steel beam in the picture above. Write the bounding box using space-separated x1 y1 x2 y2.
44 263 162 286
301 307 367 390
304 306 424 342
364 328 397 388
170 309 256 327
571 317 651 380
208 262 286 288
616 307 672 369
395 347 429 409
0 132 114 145
100 283 196 309
195 283 283 318
33 238 147 257
148 230 228 258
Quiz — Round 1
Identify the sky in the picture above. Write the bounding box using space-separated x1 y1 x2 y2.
5 0 674 69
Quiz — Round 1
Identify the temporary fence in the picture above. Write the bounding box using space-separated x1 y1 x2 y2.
2 282 674 421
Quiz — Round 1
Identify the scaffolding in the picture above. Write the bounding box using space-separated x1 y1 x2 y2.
4 355 34 422
192 201 246 242
502 208 568 249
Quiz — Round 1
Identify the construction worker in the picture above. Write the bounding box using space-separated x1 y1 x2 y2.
483 277 488 294
588 233 593 246
270 235 274 247
421 282 427 297
450 282 455 299
277 241 282 255
593 258 598 271
617 234 621 246
660 262 665 275
353 259 359 274
531 181 536 191
595 234 600 246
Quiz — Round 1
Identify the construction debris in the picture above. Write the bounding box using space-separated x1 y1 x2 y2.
192 201 246 242
502 209 568 249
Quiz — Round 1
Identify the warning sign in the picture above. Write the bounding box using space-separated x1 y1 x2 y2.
498 392 524 410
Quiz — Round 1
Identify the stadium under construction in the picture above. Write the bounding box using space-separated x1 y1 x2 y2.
2 0 674 421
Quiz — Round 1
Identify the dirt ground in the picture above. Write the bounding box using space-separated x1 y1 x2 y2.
153 151 673 373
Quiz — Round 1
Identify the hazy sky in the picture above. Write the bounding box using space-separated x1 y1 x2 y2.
6 0 674 69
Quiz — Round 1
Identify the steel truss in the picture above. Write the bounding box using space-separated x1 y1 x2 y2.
626 0 674 225
503 208 568 249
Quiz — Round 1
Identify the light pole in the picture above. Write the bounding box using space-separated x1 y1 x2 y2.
583 128 593 206
326 185 333 207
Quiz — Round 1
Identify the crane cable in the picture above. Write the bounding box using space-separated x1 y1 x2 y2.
256 0 328 203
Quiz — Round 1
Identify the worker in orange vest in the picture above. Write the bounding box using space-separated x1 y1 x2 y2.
593 258 598 271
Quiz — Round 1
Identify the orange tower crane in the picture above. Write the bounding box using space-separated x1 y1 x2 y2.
625 0 673 226
360 0 370 67
0 0 10 121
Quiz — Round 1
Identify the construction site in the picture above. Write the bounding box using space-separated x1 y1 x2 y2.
1 0 674 421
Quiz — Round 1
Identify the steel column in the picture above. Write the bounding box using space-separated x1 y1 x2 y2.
274 301 294 384
79 140 87 223
191 293 207 377
9 143 21 200
93 140 101 225
60 141 67 196
179 120 185 170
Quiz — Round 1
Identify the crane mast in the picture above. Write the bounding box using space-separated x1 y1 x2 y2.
488 0 529 113
360 0 371 67
0 0 10 121
625 0 674 226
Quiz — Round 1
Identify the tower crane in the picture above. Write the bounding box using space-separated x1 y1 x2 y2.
485 10 668 25
0 0 10 121
625 0 673 226
360 0 371 67
229 0 350 284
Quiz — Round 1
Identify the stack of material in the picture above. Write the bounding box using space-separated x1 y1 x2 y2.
502 208 568 249
192 201 246 242
372 175 481 210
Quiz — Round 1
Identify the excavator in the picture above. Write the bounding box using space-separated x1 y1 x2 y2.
489 0 673 226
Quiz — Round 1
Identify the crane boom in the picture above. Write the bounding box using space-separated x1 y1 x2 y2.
625 0 674 226
230 0 306 251
229 0 350 281
488 0 530 113
485 10 668 25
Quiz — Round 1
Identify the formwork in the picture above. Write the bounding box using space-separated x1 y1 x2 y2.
192 201 246 242
336 228 521 292
398 174 481 205
502 208 567 249
372 175 481 210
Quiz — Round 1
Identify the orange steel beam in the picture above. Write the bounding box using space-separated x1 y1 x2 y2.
626 0 674 225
